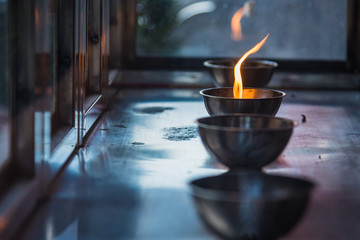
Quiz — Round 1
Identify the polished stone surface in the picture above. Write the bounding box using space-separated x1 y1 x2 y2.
19 88 360 240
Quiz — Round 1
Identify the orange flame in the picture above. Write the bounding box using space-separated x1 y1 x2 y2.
233 34 269 98
231 2 253 41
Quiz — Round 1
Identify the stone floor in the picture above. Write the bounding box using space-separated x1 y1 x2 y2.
18 87 360 240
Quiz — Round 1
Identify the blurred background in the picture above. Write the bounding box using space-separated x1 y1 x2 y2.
136 0 347 60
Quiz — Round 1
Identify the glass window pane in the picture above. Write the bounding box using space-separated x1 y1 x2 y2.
0 0 9 167
136 0 347 60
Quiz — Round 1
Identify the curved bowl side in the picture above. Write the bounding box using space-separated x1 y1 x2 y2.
189 173 314 239
200 88 285 116
198 126 293 169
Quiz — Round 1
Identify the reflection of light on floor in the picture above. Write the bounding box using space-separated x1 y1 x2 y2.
128 101 225 189
45 216 54 240
49 216 78 240
35 111 51 163
0 108 9 166
177 1 216 24
136 158 225 190
265 168 304 178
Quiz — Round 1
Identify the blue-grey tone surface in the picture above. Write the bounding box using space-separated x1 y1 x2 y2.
19 87 360 239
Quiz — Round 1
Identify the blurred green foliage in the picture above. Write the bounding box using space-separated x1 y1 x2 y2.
137 0 180 55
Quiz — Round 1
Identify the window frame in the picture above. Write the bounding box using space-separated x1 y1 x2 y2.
0 0 112 238
0 0 36 238
76 0 109 147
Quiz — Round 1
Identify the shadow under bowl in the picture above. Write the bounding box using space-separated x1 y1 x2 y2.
204 59 278 87
200 87 285 116
189 171 314 240
196 114 295 169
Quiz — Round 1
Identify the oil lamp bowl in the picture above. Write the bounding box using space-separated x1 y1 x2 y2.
196 114 295 169
204 59 278 87
189 171 314 240
200 87 285 116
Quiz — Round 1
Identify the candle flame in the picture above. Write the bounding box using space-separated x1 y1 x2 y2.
233 34 269 98
231 2 254 41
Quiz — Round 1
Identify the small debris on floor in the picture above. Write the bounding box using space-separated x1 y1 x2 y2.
316 155 327 164
301 114 307 123
162 126 198 141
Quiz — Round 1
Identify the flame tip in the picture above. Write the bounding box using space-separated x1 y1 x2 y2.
233 34 269 98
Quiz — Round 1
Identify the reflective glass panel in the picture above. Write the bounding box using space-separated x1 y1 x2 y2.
136 0 347 60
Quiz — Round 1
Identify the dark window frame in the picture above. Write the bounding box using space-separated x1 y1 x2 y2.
0 0 112 238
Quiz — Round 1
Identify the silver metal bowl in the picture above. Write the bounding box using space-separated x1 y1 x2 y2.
204 59 278 87
200 87 285 116
196 114 295 169
189 171 314 240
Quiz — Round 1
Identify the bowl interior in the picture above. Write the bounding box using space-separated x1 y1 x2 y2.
204 59 278 88
204 59 234 68
204 59 278 69
200 87 285 99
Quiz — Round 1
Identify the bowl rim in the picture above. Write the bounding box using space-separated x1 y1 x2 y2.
195 114 297 131
199 87 286 100
189 172 315 202
203 59 279 69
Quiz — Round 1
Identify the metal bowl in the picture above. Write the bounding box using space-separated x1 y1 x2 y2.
189 171 314 240
196 114 295 169
200 87 285 116
204 59 278 87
